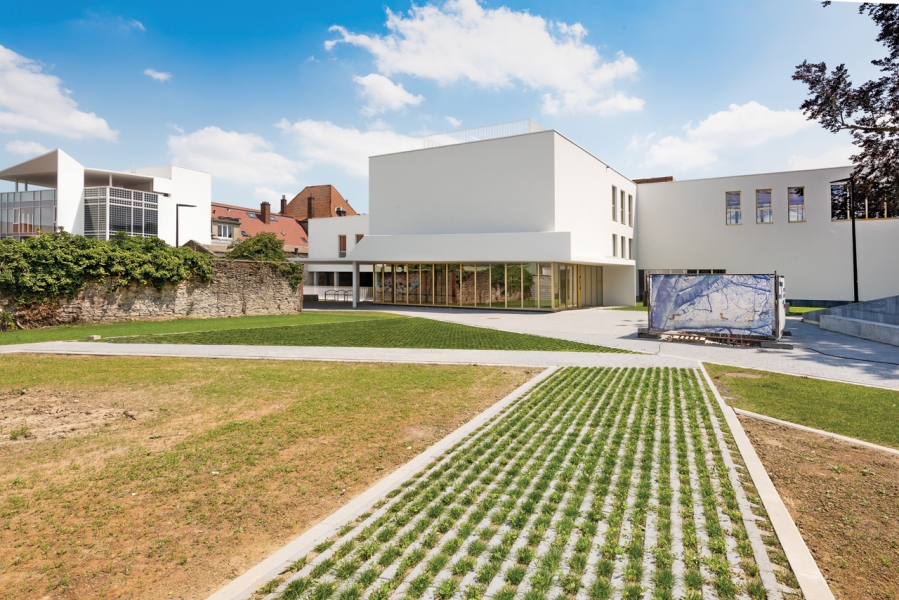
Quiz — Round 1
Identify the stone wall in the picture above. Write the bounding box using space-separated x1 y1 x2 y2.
0 260 302 329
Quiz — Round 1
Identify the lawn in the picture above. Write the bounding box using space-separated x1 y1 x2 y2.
0 311 398 346
105 316 627 353
0 354 536 600
705 364 899 449
259 367 797 600
611 302 647 311
785 306 825 316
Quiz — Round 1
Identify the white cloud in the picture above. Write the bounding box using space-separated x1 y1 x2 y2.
0 44 118 140
143 68 171 82
168 126 302 186
787 145 855 170
353 73 424 116
327 0 643 115
644 102 812 170
5 140 50 155
445 116 462 128
253 186 290 203
277 119 418 178
127 18 146 31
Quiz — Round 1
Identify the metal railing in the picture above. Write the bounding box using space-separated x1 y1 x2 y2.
306 286 373 301
421 119 546 149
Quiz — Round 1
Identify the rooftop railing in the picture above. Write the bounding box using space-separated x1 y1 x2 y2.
421 119 547 149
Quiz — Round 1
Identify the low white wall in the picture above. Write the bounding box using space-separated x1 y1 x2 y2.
820 315 899 347
602 264 637 306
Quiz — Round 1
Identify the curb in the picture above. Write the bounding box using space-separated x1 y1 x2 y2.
698 365 835 600
205 366 558 600
732 407 899 457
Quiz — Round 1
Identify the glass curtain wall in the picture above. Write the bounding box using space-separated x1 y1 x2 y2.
373 262 578 311
0 190 57 240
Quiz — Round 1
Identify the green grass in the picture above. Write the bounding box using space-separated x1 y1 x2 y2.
612 302 647 311
0 311 396 345
706 364 899 449
106 316 627 353
785 306 825 316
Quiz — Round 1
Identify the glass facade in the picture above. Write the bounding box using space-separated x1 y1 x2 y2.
84 187 159 239
0 189 57 240
373 263 598 310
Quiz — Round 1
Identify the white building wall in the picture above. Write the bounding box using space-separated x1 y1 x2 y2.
633 166 899 302
134 165 212 245
55 150 85 236
368 132 556 236
307 215 372 274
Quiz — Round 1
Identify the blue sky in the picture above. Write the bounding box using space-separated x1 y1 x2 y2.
0 0 882 212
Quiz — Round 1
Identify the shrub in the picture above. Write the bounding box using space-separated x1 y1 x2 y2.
227 231 303 289
0 232 213 305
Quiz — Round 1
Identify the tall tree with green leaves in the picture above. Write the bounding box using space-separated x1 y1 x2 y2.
793 2 899 200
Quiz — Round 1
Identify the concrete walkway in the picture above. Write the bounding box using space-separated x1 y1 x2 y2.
0 341 698 368
311 303 899 389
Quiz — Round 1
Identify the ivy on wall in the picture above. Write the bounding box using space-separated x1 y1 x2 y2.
227 232 304 289
0 232 214 306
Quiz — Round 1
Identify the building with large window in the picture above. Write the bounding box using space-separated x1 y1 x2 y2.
312 120 636 309
0 149 211 246
310 120 898 308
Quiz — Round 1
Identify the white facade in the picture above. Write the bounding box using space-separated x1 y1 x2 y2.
353 129 637 307
0 149 211 246
634 166 899 303
305 215 373 300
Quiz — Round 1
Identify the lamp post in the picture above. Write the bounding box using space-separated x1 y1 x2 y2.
175 204 196 248
832 177 859 303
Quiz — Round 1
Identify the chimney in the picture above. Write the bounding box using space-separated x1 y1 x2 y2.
307 196 315 219
260 201 271 223
280 194 288 215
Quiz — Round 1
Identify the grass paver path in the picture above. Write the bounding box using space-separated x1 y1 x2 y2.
260 367 801 600
104 317 626 353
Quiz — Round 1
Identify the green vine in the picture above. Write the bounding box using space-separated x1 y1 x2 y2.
228 232 304 290
0 231 214 306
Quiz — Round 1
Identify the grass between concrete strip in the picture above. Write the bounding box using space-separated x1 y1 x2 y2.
0 354 536 600
0 311 398 346
103 317 627 353
259 367 798 600
705 364 899 450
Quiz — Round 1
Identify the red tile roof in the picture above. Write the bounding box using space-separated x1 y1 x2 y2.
211 202 309 248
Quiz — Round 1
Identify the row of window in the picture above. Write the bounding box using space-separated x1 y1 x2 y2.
612 234 633 259
612 186 634 226
830 184 899 221
337 234 364 257
725 188 806 225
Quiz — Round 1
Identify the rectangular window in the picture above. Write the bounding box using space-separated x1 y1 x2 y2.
726 191 742 225
621 236 626 259
628 238 633 260
612 234 618 257
338 234 347 258
831 185 849 221
628 195 633 226
756 189 773 223
612 186 618 221
355 234 364 243
216 224 233 239
788 187 805 222
620 190 625 223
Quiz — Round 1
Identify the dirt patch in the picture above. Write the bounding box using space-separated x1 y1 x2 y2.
723 372 762 379
0 388 146 444
0 355 536 600
740 416 899 600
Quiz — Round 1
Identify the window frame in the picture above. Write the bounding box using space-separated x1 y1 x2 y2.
612 186 618 222
338 234 347 258
756 189 773 224
620 190 625 223
788 186 806 223
628 194 633 227
725 191 742 225
612 233 618 257
355 234 364 243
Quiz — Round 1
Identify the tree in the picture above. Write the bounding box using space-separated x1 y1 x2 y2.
227 232 287 262
793 2 899 199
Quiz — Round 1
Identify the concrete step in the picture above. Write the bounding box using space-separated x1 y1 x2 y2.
819 314 899 347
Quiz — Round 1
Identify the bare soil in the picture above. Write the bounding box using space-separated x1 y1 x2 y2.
740 416 899 600
0 355 536 600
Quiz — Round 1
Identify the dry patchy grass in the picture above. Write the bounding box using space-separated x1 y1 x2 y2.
0 354 536 600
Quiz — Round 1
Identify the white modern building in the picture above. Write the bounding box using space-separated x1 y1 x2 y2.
0 149 211 246
307 120 899 309
313 120 637 310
